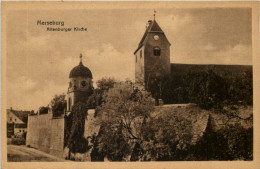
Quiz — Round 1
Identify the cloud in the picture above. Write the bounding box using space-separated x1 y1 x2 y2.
203 44 217 51
6 8 252 111
58 43 135 84
212 44 252 65
7 42 135 111
7 78 67 111
16 76 37 91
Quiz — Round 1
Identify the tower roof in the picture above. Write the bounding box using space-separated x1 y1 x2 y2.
69 54 92 78
134 19 170 54
138 20 163 48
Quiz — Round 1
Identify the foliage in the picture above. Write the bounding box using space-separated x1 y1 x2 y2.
219 124 253 160
87 89 102 109
162 69 252 110
226 70 253 105
87 77 116 110
96 77 116 91
185 70 228 110
38 106 49 115
190 115 231 160
96 81 155 161
11 138 25 145
187 115 253 161
135 109 193 161
50 94 67 117
97 125 131 161
65 102 90 154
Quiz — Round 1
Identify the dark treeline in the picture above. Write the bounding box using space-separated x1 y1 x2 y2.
161 66 252 110
60 71 253 161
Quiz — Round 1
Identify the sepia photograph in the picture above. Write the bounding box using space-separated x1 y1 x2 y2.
1 1 259 169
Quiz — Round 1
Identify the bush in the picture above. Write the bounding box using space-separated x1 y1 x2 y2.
96 81 155 161
163 69 253 110
50 94 67 117
39 106 49 114
219 124 253 160
11 138 26 145
65 102 89 158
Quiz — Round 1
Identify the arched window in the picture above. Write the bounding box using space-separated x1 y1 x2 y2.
154 47 161 56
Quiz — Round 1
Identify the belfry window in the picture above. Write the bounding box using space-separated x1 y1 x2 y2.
154 47 161 56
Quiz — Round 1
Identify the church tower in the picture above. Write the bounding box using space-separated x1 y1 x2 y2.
134 16 171 100
67 54 93 112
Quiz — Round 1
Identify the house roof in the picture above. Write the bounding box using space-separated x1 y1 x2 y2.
14 123 27 128
7 109 31 124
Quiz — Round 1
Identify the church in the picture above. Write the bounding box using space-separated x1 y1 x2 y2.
134 17 252 105
25 15 252 161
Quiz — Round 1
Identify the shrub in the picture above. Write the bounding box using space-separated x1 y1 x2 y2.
50 94 67 117
11 138 25 145
219 124 253 160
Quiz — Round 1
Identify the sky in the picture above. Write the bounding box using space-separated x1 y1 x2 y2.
5 5 252 111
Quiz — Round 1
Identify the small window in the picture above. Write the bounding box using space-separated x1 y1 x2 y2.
19 130 21 132
154 47 161 56
140 50 142 59
81 81 87 87
10 117 12 121
15 119 16 121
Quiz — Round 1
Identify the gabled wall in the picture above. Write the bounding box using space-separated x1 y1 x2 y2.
7 111 24 124
135 46 145 87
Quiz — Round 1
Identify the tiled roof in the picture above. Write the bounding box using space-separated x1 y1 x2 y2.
150 20 163 32
15 123 27 128
8 109 31 123
134 20 164 54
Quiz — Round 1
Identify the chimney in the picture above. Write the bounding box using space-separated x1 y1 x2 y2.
148 20 152 26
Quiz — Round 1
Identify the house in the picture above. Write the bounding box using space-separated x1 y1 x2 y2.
7 107 31 137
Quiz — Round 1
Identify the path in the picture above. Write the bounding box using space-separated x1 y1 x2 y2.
7 145 66 162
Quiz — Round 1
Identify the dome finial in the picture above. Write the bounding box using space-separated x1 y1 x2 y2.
80 53 83 64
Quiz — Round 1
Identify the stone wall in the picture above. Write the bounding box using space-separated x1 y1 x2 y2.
26 109 100 160
135 46 145 87
144 31 171 84
50 117 65 157
26 113 65 158
84 109 100 138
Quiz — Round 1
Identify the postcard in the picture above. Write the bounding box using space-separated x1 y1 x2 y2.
1 1 260 169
